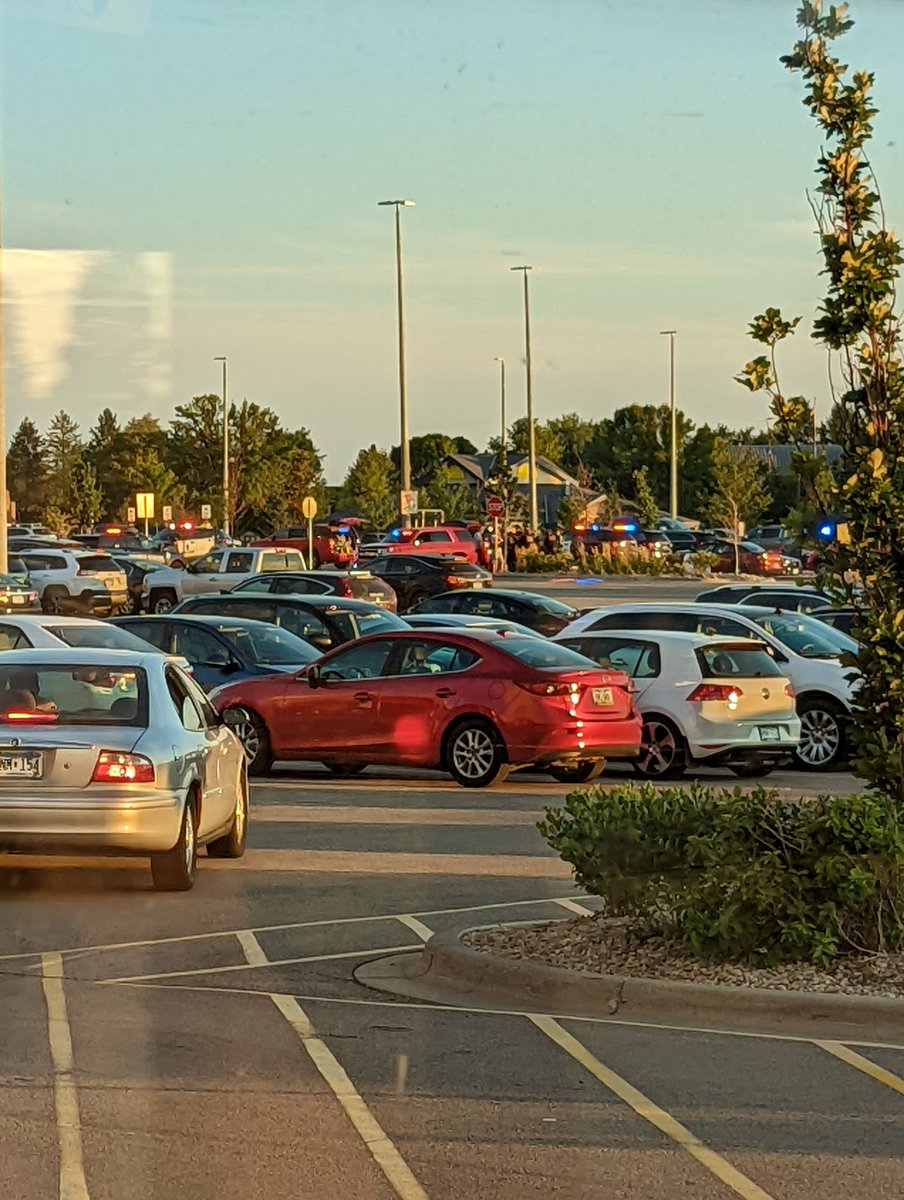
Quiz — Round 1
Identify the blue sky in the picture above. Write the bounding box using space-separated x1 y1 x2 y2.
2 0 903 482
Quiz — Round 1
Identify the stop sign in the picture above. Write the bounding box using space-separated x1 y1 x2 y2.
485 496 505 518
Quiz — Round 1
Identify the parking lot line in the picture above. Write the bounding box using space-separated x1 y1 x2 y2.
394 915 434 942
41 952 90 1200
553 898 594 916
239 932 429 1200
530 1014 776 1200
815 1040 904 1097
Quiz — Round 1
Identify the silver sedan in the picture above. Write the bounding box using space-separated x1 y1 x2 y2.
0 648 248 890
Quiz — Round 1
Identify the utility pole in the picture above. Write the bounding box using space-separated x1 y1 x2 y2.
660 329 678 519
511 266 537 531
214 356 229 536
378 199 415 525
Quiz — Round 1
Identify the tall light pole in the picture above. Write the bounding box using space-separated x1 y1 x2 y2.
511 266 538 532
493 356 506 464
378 198 415 525
0 157 7 573
660 330 678 519
214 356 229 536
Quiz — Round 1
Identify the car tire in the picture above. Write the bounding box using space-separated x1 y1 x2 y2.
150 588 179 615
206 774 249 858
729 757 776 779
324 762 367 777
548 759 606 784
150 799 197 891
633 716 688 780
793 697 847 771
232 709 274 776
445 719 509 788
41 586 67 615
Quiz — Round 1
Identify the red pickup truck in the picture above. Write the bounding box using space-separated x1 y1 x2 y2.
251 524 355 567
358 526 480 564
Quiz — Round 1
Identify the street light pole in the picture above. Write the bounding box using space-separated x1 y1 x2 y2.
493 356 506 464
379 198 415 525
660 330 678 519
511 266 537 532
0 157 7 573
214 356 229 536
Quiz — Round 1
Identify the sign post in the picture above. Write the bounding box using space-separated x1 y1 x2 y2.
301 495 318 569
200 503 212 522
485 496 506 573
400 490 418 520
135 492 155 537
126 506 136 525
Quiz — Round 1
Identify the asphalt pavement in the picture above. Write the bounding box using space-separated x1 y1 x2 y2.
3 760 902 1200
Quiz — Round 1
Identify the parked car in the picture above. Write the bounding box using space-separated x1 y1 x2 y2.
112 614 321 692
560 603 858 770
695 585 832 612
0 573 40 613
746 524 801 557
211 629 641 786
5 555 30 587
554 630 800 779
404 613 543 638
110 555 168 615
0 614 173 655
365 554 491 611
408 589 580 636
142 546 307 613
250 524 356 568
657 527 699 553
0 648 248 890
811 606 863 639
230 569 398 611
17 548 128 616
357 526 479 564
692 539 793 575
172 593 408 651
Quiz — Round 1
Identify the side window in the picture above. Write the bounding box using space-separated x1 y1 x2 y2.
261 552 288 572
172 626 231 664
393 640 479 676
192 553 223 574
165 667 204 732
123 621 172 652
271 576 314 594
272 529 289 540
275 605 332 644
225 552 254 573
320 640 394 681
284 552 305 570
0 624 32 651
288 527 307 539
695 615 757 639
589 611 693 633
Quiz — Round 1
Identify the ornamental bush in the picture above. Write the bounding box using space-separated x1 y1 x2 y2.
538 783 904 965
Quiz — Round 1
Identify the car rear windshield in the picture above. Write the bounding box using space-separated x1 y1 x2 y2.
45 625 156 653
524 595 578 617
497 638 598 670
216 623 321 665
751 612 857 658
332 609 407 640
0 664 148 726
696 644 783 678
76 555 118 573
345 576 389 599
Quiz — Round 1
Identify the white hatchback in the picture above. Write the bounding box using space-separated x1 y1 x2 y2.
554 630 800 779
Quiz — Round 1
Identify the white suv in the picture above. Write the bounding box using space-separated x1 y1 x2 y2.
559 603 857 771
18 550 128 617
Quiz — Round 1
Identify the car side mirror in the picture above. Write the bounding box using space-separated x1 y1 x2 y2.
306 663 322 689
221 706 249 728
310 634 333 651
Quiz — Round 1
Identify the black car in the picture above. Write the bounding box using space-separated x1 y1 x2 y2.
111 556 169 614
811 606 863 638
695 585 831 612
171 592 408 651
230 569 398 611
660 528 702 552
407 588 580 636
365 554 491 612
111 614 321 692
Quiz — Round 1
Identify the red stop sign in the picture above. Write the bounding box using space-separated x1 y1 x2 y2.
485 496 505 518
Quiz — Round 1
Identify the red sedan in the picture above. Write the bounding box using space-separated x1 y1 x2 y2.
699 539 787 575
212 629 641 788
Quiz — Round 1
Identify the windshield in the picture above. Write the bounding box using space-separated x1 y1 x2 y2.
751 612 858 658
216 623 320 666
0 664 147 726
46 625 156 653
498 638 599 670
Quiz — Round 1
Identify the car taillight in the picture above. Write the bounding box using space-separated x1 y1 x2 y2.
2 710 57 723
687 684 744 703
785 683 795 699
516 680 584 697
91 752 155 783
340 579 354 597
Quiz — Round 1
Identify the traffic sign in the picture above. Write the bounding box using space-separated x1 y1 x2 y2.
485 496 505 518
126 507 136 524
301 496 318 520
135 492 155 520
200 504 212 521
162 505 173 523
400 490 418 516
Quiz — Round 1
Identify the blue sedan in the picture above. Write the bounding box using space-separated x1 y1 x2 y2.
111 614 321 692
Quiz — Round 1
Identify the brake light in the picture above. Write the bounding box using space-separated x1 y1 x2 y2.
687 684 744 703
2 710 58 723
785 683 795 699
91 752 155 783
516 680 584 697
339 579 354 597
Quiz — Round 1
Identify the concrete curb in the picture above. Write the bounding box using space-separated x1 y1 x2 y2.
359 924 904 1041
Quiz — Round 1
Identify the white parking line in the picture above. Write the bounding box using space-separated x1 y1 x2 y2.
41 952 90 1200
238 932 429 1200
394 915 435 942
553 898 594 916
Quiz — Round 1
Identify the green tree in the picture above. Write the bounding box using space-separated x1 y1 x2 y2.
704 441 772 572
44 411 83 518
736 1 904 794
424 466 474 522
546 413 597 477
391 433 478 481
586 405 694 502
632 466 659 527
6 418 47 521
116 446 184 518
490 417 565 464
68 456 104 529
167 395 224 518
341 445 398 529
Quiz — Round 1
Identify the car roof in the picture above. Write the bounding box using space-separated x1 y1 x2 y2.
182 593 383 611
0 648 164 667
126 614 282 631
587 603 779 616
559 629 767 648
0 615 108 626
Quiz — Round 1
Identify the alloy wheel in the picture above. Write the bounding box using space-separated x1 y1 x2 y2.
451 727 495 781
637 721 678 776
797 708 841 767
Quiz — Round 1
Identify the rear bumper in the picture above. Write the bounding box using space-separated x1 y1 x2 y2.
0 789 184 853
511 717 643 765
689 716 801 762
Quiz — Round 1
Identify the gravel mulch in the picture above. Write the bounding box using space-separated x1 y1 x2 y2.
463 913 904 998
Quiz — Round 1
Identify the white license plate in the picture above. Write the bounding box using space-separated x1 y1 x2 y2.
0 753 43 778
759 726 781 742
592 687 614 707
11 594 24 605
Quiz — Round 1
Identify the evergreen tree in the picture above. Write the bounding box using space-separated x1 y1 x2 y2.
6 418 47 521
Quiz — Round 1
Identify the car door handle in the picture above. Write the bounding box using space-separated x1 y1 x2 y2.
435 687 456 698
353 691 372 704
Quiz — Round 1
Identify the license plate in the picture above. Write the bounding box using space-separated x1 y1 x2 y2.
11 594 24 605
759 726 781 742
0 753 43 778
592 687 614 707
